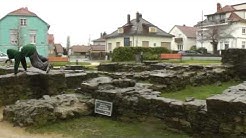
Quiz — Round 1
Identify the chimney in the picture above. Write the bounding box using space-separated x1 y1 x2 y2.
136 12 140 22
24 7 28 10
217 3 222 12
127 14 130 24
139 13 142 19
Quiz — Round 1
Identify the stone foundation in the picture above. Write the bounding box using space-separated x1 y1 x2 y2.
78 78 246 137
0 72 66 105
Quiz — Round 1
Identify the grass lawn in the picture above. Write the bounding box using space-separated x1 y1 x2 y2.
161 81 241 101
161 59 221 65
50 61 91 67
27 116 189 138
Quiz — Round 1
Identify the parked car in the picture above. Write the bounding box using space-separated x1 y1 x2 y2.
0 51 12 63
178 50 202 55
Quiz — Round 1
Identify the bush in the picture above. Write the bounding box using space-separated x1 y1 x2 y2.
112 47 170 62
190 45 197 51
197 47 208 54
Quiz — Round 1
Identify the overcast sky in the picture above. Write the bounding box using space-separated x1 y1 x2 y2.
0 0 245 46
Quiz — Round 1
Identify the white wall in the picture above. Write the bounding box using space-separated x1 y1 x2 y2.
233 4 246 10
234 11 245 19
197 22 246 52
170 26 196 51
106 36 172 52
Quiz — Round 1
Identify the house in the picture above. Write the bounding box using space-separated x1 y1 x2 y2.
54 43 64 56
196 3 246 54
105 12 174 52
70 45 105 60
92 32 106 46
70 45 91 56
169 25 197 51
48 34 55 56
0 7 50 56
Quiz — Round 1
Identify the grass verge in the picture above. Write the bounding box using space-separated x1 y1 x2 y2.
161 81 241 101
27 116 189 138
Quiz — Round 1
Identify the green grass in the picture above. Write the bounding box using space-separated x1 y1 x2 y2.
161 81 241 101
161 59 221 65
27 116 189 138
50 61 91 67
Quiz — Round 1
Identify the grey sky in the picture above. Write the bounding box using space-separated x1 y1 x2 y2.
0 0 245 46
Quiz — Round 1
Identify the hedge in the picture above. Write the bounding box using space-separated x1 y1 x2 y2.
112 47 170 62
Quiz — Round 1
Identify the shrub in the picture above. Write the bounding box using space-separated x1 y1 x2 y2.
112 47 170 62
190 45 197 51
197 47 208 54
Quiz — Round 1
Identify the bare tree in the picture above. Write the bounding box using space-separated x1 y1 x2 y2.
66 36 70 56
197 23 234 55
16 24 23 50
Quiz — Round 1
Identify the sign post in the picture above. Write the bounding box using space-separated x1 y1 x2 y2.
94 99 113 116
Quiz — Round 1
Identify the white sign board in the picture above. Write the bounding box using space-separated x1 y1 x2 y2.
94 99 113 116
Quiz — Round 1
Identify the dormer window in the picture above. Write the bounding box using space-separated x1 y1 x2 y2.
149 27 157 33
118 27 124 34
20 18 27 26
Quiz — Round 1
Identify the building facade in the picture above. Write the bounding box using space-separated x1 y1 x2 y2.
105 12 173 52
169 25 197 51
0 7 50 56
196 3 246 54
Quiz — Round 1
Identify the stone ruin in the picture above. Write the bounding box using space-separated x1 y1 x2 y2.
1 53 246 137
3 94 94 126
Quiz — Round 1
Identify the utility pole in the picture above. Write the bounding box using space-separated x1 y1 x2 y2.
201 10 204 48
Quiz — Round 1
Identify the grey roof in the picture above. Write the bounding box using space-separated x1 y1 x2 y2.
106 17 173 39
92 37 106 42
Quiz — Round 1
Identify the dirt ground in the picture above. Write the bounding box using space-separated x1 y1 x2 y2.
0 107 64 138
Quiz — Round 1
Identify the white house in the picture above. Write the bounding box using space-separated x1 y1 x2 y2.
169 25 197 51
196 2 246 54
105 12 174 52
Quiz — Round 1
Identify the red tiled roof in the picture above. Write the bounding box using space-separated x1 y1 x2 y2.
54 43 64 53
228 12 244 22
71 45 91 53
8 7 37 16
217 5 235 13
176 25 197 38
48 34 54 45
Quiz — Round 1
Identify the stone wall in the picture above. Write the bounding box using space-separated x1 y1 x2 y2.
0 72 66 105
78 77 246 137
221 49 246 80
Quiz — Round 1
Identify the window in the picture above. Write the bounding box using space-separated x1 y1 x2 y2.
149 27 157 33
116 42 120 47
124 37 130 46
107 43 112 51
142 41 149 47
29 31 36 44
161 42 171 49
242 41 246 49
153 43 156 46
20 18 27 26
177 44 183 51
242 28 246 35
10 29 18 45
224 41 229 49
